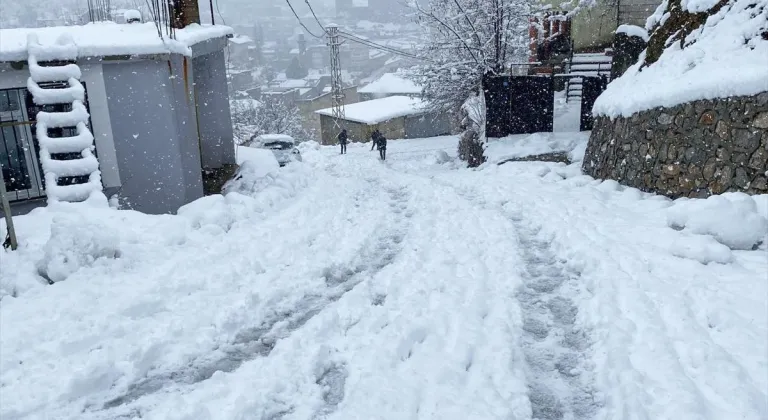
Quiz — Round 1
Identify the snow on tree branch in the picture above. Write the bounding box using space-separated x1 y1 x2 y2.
405 0 531 114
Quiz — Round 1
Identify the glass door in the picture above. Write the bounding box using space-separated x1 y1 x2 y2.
0 89 44 201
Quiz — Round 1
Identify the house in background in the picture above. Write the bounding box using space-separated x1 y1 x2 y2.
315 96 450 145
228 34 256 68
0 22 236 215
296 85 359 137
358 72 421 101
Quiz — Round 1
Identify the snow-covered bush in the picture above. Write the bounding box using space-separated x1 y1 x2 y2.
666 193 768 250
37 214 120 283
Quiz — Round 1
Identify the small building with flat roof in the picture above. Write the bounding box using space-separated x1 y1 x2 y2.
315 95 451 145
0 22 235 215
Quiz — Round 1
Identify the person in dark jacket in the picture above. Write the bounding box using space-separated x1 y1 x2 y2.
370 130 380 151
338 129 348 154
377 133 387 161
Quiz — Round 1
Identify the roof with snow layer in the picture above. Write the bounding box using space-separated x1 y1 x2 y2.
358 73 422 95
0 22 233 62
315 95 428 125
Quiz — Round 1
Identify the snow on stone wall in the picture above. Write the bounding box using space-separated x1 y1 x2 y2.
583 93 768 198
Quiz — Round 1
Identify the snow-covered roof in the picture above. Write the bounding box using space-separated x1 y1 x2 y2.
594 0 768 118
0 22 233 62
229 35 254 45
353 0 369 6
358 73 421 95
315 96 428 124
280 79 311 88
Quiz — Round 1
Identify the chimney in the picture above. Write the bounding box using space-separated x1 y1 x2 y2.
298 33 307 56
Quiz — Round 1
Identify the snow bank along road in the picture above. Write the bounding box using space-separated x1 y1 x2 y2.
1 137 766 420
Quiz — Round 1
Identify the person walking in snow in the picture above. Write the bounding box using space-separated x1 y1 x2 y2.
338 129 348 154
370 129 381 151
377 133 387 161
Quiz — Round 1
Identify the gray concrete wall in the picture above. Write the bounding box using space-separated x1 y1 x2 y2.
320 115 405 145
404 112 452 138
193 50 236 169
167 55 204 204
103 59 199 214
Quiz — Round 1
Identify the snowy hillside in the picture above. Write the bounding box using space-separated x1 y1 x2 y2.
594 0 768 117
1 133 766 420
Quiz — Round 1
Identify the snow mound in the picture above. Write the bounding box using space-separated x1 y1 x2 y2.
668 234 734 264
37 214 121 283
594 0 768 118
666 193 768 250
234 146 280 175
616 24 649 41
298 140 321 152
423 150 453 165
184 161 313 232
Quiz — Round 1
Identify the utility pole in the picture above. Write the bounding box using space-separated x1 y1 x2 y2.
327 24 345 142
0 165 18 251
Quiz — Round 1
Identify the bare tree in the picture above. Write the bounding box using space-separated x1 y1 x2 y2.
230 98 308 145
407 0 531 166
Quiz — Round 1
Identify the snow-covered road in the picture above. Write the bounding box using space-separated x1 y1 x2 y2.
1 135 766 420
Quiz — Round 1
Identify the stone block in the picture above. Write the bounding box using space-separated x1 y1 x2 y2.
748 148 768 170
733 168 750 188
754 112 768 129
752 176 768 191
715 120 729 139
703 158 718 181
699 110 716 125
657 113 673 125
732 129 761 153
663 163 681 176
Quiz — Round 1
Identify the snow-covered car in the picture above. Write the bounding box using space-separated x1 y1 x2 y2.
245 134 302 167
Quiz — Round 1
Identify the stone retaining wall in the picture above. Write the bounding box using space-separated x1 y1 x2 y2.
583 93 768 198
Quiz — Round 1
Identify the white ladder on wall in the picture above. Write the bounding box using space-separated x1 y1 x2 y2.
26 34 102 203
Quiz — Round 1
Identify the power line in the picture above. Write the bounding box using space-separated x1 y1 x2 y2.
338 31 420 59
338 31 422 60
304 0 326 32
284 0 325 39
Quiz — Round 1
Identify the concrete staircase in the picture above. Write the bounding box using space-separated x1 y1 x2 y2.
564 53 612 102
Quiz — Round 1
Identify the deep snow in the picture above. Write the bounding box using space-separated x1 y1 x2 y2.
1 131 766 420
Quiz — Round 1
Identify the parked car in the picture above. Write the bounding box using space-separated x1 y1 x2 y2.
245 134 302 167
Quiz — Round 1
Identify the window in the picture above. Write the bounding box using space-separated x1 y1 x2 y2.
0 89 44 201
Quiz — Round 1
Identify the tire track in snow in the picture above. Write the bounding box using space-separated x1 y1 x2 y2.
503 207 602 420
422 178 601 419
96 178 414 418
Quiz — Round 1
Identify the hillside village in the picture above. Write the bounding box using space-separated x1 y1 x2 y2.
0 0 766 419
